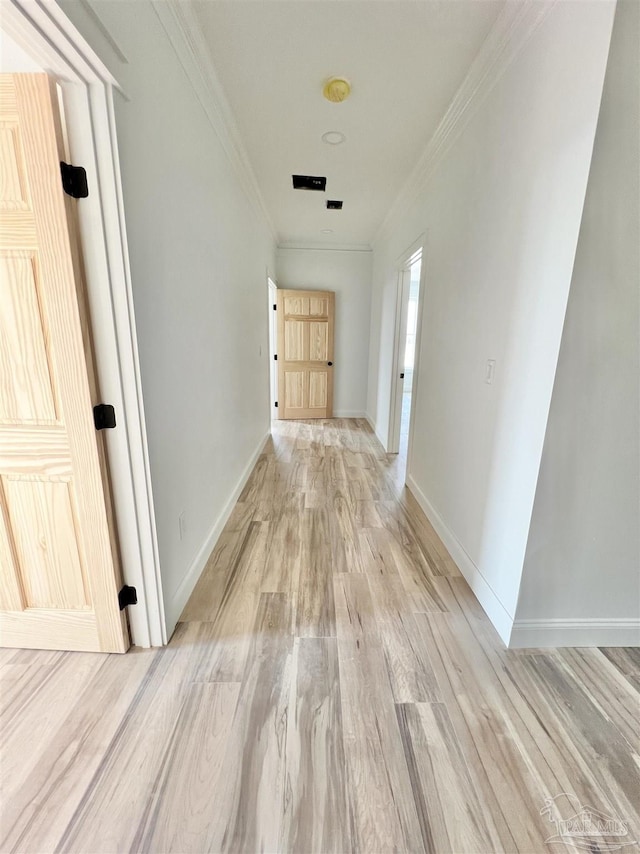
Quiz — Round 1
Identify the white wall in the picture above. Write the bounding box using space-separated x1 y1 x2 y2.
512 0 640 647
276 247 372 417
367 1 616 643
58 0 276 635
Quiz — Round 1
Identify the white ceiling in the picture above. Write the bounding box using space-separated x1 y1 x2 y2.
193 1 504 247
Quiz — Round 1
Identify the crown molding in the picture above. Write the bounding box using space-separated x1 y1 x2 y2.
277 242 373 253
374 0 557 246
151 0 278 242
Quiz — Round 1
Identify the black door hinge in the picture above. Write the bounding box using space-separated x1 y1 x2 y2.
93 403 116 430
275 401 278 408
60 162 89 198
273 304 277 310
273 354 277 361
118 585 137 610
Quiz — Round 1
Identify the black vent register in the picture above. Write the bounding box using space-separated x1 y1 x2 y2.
292 175 326 191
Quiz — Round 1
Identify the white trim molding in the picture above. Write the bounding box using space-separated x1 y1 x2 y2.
277 242 373 253
406 475 514 645
2 0 165 647
165 431 271 634
151 0 277 243
510 619 640 649
375 0 557 245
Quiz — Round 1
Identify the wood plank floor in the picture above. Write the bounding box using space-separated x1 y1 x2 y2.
2 418 639 853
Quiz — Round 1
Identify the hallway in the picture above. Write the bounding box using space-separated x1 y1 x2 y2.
2 419 639 853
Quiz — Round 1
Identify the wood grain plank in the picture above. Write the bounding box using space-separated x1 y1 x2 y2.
280 638 350 854
368 572 441 702
134 682 240 853
338 635 426 853
396 702 504 853
0 650 106 810
416 612 550 851
188 520 271 682
52 624 201 853
296 508 336 637
179 529 246 622
206 593 293 853
1 650 156 853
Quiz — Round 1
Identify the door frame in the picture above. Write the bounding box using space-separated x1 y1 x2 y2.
1 0 165 647
267 274 278 416
387 235 428 478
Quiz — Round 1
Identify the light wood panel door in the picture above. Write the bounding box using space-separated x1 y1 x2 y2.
0 74 129 652
277 289 334 419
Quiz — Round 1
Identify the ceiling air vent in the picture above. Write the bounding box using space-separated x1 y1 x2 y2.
292 175 326 191
326 200 343 210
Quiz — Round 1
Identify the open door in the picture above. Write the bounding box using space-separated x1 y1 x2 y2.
0 74 129 653
277 289 334 419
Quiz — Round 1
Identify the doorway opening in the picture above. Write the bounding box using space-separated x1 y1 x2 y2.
399 258 421 458
388 243 425 485
267 276 278 416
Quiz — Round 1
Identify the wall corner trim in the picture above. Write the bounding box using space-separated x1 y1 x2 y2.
510 619 640 649
374 0 557 245
164 429 271 636
406 474 514 645
151 0 277 242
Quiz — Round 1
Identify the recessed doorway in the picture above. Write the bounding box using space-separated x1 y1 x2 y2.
388 244 425 484
267 276 278 416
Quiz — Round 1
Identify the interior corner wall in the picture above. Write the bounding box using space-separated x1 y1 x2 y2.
512 0 640 648
366 1 616 644
57 0 276 637
276 247 372 417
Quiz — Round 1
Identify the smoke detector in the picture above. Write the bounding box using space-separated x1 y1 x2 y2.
323 77 351 103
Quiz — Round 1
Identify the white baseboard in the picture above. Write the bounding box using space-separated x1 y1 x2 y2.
164 430 270 634
333 410 366 418
510 618 640 649
406 475 514 646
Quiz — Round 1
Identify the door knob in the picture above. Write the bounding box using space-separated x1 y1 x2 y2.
328 361 333 366
400 372 405 379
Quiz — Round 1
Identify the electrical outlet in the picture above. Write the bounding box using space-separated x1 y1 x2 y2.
178 511 186 541
485 359 496 384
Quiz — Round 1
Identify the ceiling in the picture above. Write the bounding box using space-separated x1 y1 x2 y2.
193 1 504 248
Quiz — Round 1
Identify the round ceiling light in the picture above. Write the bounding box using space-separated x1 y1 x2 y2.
321 228 334 234
322 131 346 145
323 77 351 103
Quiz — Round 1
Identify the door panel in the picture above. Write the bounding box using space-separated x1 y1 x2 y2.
0 254 58 423
284 319 305 361
284 371 305 410
309 297 328 317
5 476 88 609
284 295 308 316
309 322 328 361
0 73 128 652
308 371 327 409
277 288 334 419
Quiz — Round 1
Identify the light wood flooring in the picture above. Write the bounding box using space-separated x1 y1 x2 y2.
1 418 639 853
